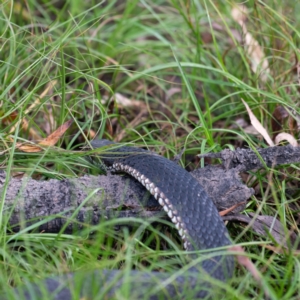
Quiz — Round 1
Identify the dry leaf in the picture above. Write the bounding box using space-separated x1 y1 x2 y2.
231 5 270 81
39 119 73 147
15 120 73 153
230 245 261 281
102 93 145 108
242 99 274 146
16 143 43 153
274 132 298 146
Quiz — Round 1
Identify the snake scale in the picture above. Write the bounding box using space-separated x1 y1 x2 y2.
10 139 234 299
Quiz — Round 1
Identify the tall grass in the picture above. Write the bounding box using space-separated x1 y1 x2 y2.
0 0 299 299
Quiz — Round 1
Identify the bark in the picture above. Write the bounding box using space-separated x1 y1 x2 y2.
2 145 299 233
199 144 300 172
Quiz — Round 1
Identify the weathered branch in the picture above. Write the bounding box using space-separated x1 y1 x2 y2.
2 145 299 233
199 144 300 171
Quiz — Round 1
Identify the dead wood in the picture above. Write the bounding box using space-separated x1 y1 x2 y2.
199 144 300 172
2 144 299 233
223 214 299 249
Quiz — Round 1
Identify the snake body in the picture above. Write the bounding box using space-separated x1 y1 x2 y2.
11 139 234 299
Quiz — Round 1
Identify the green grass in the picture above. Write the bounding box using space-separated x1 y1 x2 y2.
1 0 300 299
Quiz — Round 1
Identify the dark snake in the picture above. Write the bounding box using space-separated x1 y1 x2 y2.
10 139 234 299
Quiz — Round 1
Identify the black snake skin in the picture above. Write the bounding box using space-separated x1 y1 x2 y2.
10 140 234 299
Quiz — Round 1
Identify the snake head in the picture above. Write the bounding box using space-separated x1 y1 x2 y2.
89 139 118 168
91 139 116 149
90 139 149 169
90 139 139 168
